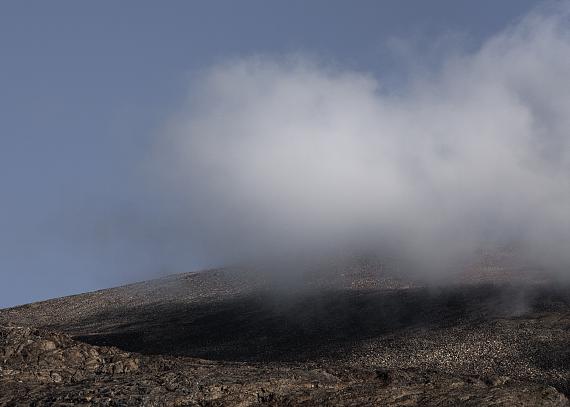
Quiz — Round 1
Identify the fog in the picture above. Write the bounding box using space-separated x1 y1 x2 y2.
149 5 570 278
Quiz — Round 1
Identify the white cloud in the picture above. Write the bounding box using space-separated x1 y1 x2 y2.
152 6 570 275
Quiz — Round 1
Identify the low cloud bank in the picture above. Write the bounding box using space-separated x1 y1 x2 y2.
151 5 570 277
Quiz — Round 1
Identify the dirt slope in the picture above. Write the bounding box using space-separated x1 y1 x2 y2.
1 264 569 406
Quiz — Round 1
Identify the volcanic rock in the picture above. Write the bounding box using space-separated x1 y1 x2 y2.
0 262 569 406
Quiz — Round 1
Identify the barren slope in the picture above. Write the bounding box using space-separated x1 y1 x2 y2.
1 262 569 406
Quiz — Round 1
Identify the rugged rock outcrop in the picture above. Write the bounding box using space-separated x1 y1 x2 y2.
1 324 567 406
1 264 569 406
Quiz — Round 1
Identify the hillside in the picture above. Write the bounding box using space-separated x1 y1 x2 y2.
1 263 569 406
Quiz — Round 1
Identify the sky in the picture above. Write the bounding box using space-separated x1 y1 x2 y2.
0 0 554 307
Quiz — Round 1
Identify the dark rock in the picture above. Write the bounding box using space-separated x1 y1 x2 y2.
0 266 569 406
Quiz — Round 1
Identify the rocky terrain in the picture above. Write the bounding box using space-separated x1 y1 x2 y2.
1 256 569 406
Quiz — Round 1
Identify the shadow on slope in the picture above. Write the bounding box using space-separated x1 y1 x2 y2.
68 283 570 362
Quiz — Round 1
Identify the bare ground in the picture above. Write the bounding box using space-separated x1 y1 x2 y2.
1 262 569 406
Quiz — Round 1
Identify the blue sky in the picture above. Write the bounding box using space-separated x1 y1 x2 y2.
0 1 546 307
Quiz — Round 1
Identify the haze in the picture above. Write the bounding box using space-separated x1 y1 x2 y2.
153 4 570 278
1 0 566 307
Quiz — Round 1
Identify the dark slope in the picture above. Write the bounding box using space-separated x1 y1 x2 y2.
1 264 569 406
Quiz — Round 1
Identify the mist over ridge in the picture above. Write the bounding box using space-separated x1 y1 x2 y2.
150 4 570 277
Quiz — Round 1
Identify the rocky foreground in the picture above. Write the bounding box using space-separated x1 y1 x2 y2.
1 260 569 406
